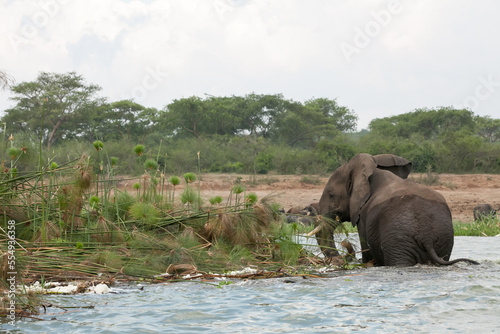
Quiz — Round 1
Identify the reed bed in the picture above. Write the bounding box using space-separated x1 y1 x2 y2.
0 141 345 318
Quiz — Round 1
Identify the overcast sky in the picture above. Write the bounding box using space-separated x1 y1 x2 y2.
1 0 499 130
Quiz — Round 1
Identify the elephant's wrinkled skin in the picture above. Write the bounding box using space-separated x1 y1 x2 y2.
318 153 478 266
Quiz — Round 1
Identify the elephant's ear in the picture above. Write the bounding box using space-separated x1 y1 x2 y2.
349 154 377 227
372 154 412 179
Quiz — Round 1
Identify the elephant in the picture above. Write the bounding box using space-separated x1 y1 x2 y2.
287 206 306 215
285 214 312 225
473 204 497 221
297 216 314 226
317 153 478 266
304 202 320 216
283 206 314 225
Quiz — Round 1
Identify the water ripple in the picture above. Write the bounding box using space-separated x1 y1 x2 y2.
3 237 499 333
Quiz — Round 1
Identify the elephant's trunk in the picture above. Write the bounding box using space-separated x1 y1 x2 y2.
313 216 341 258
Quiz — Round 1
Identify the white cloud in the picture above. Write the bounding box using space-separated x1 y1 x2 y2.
1 0 499 130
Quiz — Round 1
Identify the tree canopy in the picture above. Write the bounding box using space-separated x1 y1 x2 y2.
1 71 499 175
363 107 500 173
160 94 357 148
4 72 105 148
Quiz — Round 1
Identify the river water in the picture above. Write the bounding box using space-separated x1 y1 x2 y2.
3 235 500 333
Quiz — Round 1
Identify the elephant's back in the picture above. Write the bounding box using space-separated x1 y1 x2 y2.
369 170 448 209
365 194 454 265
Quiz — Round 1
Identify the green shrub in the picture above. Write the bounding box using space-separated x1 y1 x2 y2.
134 145 145 156
93 140 104 151
7 147 21 160
144 159 158 170
183 172 197 183
181 187 202 209
113 191 135 220
209 196 223 205
254 152 274 174
129 202 160 226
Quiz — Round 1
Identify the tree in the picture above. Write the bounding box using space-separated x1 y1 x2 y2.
475 116 500 143
236 94 289 137
437 129 483 172
0 70 14 90
95 100 159 142
161 96 205 138
272 98 357 148
368 107 475 140
161 94 289 139
3 72 104 148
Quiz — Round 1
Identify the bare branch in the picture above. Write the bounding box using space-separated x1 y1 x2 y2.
0 70 14 90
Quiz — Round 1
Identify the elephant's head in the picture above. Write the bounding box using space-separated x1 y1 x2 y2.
318 153 412 227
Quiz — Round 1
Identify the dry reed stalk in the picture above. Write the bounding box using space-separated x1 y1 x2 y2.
91 216 124 243
203 213 235 242
33 221 61 242
0 252 8 282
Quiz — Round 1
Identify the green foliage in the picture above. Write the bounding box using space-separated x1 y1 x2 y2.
144 159 158 170
183 172 196 183
232 184 245 194
315 136 356 171
94 250 124 269
3 71 104 149
113 190 135 220
245 193 258 206
7 147 21 159
2 72 500 284
169 175 181 186
255 152 274 174
268 223 304 265
209 196 223 205
180 186 202 209
95 100 159 142
369 107 476 140
453 218 500 236
271 145 324 174
272 98 357 148
218 161 245 173
1 71 499 176
129 202 160 226
362 107 500 173
274 239 303 265
89 195 100 208
134 145 145 156
93 140 104 151
475 116 500 143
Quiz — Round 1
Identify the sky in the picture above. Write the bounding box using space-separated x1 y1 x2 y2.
1 0 499 131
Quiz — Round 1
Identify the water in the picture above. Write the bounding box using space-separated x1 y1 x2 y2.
3 236 500 333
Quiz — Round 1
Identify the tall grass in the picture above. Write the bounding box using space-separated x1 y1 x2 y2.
0 137 369 318
0 140 336 287
454 217 500 236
